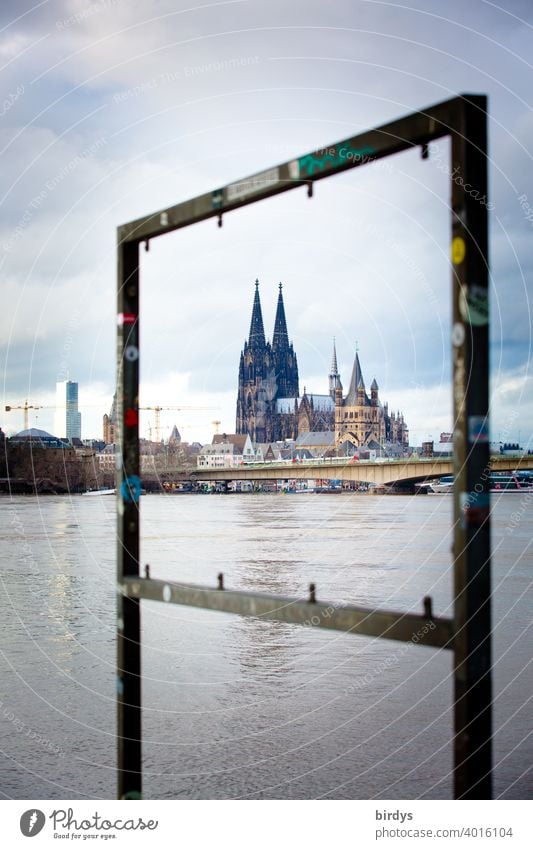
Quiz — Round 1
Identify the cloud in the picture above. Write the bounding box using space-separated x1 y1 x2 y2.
0 0 531 444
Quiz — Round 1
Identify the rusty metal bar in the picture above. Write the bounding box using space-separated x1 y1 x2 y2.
121 577 454 650
116 239 142 800
450 95 492 799
117 96 467 245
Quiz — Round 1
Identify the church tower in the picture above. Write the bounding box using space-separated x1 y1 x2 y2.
334 349 385 450
329 338 342 397
235 280 274 442
271 283 299 399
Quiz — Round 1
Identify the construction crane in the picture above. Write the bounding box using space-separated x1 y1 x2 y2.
4 400 54 431
139 405 217 443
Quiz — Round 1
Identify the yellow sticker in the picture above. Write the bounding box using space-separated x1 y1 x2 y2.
451 236 466 265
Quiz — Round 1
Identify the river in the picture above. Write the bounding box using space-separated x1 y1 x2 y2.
0 492 531 799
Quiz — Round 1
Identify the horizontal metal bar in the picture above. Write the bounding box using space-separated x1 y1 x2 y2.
121 577 454 650
117 95 473 244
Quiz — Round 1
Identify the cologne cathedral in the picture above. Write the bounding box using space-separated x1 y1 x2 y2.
235 281 408 450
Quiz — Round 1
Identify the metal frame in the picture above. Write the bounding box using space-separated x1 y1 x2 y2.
116 94 491 800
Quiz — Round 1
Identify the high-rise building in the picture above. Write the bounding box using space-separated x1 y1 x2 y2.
55 380 81 441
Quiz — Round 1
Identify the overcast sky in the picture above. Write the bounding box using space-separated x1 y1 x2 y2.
1 0 532 445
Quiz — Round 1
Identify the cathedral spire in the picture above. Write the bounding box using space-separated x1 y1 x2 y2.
248 279 266 348
329 337 342 397
271 282 299 399
330 338 338 375
272 282 289 351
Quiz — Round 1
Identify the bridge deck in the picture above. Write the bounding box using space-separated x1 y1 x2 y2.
192 455 532 484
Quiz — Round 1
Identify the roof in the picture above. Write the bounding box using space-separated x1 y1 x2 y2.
295 431 335 447
16 427 56 438
213 433 249 451
200 442 234 455
344 352 369 406
169 424 181 442
276 394 334 414
293 448 314 459
99 443 117 454
276 397 298 414
306 394 334 412
11 427 68 448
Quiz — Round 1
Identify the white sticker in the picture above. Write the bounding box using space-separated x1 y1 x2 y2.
160 211 169 226
288 160 299 179
124 345 139 362
163 584 172 602
226 167 280 202
452 322 465 346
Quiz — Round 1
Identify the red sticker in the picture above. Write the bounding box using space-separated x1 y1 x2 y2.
117 312 137 326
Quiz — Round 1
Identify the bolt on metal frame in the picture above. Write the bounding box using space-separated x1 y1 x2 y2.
116 94 490 800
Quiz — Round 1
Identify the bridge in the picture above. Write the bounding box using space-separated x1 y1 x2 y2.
192 455 533 486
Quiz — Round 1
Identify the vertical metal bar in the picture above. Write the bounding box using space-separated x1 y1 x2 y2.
451 96 492 799
116 237 142 799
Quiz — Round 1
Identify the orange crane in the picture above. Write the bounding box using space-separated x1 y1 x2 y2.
139 405 217 443
4 400 54 431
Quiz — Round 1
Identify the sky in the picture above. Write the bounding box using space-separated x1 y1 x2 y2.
1 0 532 445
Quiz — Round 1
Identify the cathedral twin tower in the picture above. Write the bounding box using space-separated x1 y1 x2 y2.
236 281 409 450
236 280 299 443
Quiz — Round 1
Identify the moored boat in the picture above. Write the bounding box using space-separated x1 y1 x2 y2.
428 473 533 494
83 488 116 496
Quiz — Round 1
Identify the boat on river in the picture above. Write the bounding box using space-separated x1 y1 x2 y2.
83 488 116 496
428 475 454 494
428 473 533 494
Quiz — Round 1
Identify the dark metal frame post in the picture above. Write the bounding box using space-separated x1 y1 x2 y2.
451 96 492 799
116 239 142 799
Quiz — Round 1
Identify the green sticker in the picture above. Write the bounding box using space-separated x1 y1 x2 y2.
460 285 489 326
299 144 375 178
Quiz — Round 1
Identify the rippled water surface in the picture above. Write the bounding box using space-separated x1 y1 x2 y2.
0 492 531 799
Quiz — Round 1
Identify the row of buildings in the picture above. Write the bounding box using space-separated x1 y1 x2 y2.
98 280 410 463
17 279 408 458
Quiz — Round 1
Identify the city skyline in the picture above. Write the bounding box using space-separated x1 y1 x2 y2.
1 1 531 446
0 277 528 447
